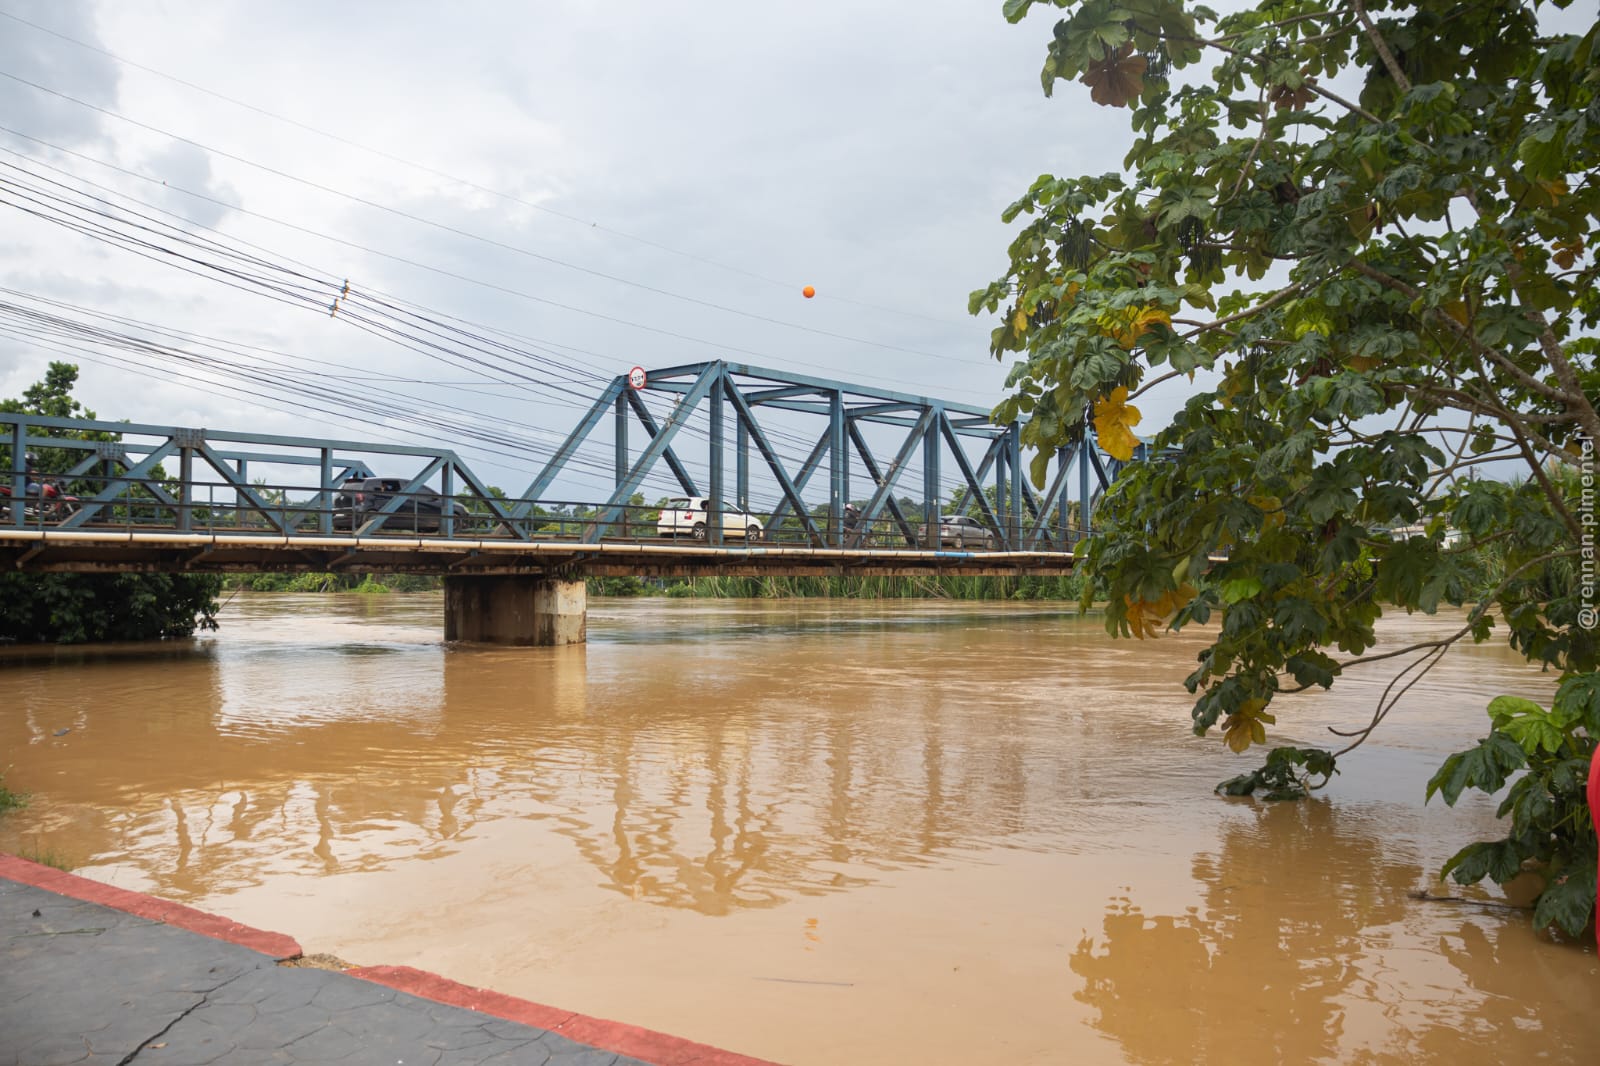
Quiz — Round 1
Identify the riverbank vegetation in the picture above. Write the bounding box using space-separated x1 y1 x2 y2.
0 774 24 816
224 572 1087 601
2 364 222 644
986 1 1597 936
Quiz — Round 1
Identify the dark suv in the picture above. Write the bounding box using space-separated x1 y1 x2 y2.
332 478 466 533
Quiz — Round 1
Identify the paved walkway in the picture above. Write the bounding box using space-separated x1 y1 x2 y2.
1 856 780 1066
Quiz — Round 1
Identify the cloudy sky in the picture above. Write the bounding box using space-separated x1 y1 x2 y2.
0 1 1157 503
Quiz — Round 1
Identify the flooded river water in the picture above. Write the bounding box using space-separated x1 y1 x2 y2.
1 594 1596 1064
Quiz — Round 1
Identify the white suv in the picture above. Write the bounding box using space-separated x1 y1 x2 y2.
656 496 764 541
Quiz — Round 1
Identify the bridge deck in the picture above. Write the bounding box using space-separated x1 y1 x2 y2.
0 529 1077 578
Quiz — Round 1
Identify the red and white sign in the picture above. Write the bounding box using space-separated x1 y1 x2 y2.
627 366 647 390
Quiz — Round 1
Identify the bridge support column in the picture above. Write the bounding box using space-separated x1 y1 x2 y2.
443 575 586 646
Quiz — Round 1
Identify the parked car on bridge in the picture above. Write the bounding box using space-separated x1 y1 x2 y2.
917 514 999 551
656 496 763 541
332 478 466 533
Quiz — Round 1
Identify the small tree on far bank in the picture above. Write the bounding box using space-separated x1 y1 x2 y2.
977 0 1597 935
1 362 222 643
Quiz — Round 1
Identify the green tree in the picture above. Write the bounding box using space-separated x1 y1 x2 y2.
1 363 222 643
979 1 1598 933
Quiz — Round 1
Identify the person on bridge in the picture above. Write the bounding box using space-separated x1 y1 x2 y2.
23 452 42 497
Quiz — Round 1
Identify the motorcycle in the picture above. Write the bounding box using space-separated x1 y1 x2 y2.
0 478 82 523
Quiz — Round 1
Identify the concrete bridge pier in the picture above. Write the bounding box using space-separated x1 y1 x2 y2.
443 575 587 646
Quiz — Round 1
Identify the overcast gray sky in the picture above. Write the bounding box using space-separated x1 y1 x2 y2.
0 1 1171 502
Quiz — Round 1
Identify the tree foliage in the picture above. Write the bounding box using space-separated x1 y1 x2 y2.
980 0 1598 931
1 363 221 644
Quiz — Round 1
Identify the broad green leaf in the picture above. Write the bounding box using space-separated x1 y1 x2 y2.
1442 839 1524 886
1219 575 1261 603
1532 863 1598 938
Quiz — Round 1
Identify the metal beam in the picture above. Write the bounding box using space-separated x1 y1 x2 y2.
582 365 720 542
520 376 625 508
845 420 918 547
721 379 823 544
624 387 699 495
854 408 935 548
937 414 1005 545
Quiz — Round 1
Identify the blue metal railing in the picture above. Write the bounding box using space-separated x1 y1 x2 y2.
3 362 1132 550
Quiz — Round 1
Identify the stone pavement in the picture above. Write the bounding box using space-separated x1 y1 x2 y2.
1 859 781 1066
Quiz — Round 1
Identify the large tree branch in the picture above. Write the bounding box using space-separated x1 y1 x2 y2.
1344 259 1584 407
1326 546 1580 675
1352 0 1412 92
1333 6 1598 447
1177 281 1303 340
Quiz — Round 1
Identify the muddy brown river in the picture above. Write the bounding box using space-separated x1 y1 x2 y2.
1 594 1596 1064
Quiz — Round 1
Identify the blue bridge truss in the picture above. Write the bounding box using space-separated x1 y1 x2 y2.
1 361 1143 575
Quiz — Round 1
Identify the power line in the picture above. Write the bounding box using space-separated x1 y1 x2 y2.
0 155 986 503
0 4 970 328
0 126 988 394
0 143 990 496
0 67 985 364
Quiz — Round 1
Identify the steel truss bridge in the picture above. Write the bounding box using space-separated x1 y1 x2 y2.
1 361 1141 578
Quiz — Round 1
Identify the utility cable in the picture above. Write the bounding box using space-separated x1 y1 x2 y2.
0 67 983 363
0 5 970 327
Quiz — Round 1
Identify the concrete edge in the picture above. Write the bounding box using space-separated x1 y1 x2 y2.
346 964 785 1066
1 854 783 1065
0 853 302 960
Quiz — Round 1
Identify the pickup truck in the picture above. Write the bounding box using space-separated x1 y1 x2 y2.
656 496 764 541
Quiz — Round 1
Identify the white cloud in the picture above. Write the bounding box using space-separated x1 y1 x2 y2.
0 0 1143 500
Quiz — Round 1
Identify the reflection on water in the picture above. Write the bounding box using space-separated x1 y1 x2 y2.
1073 799 1596 1065
1 594 1596 1065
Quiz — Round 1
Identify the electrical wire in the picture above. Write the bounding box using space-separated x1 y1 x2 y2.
0 4 971 327
0 156 993 508
0 66 986 364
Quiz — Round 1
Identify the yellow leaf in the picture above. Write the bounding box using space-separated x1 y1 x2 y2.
1079 43 1148 108
1012 307 1029 336
1093 386 1143 461
1552 236 1583 271
1103 304 1171 348
1123 582 1196 640
1220 697 1271 752
1247 495 1284 530
1347 355 1379 372
1538 178 1568 204
1218 360 1247 409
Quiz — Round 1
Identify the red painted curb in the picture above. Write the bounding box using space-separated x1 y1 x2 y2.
2 854 780 1064
0 853 302 960
347 964 786 1066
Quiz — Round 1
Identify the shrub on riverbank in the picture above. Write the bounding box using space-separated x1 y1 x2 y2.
0 571 222 644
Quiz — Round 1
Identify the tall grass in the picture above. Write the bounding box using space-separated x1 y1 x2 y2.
0 773 26 815
659 573 1085 600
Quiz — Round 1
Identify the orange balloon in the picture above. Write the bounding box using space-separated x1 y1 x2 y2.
802 285 815 298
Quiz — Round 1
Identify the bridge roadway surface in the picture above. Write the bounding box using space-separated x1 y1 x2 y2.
1 854 780 1066
0 528 1078 578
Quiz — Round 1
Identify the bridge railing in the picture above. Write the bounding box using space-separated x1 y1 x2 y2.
3 411 1108 551
4 469 1097 552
